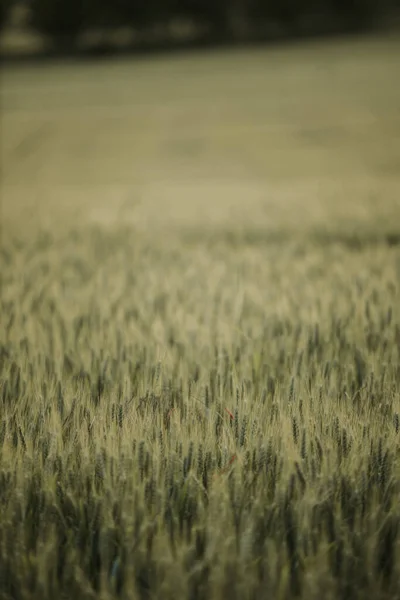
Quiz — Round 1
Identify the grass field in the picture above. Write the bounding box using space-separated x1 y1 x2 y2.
1 35 400 600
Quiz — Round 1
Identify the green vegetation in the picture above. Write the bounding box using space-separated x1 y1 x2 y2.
0 0 13 31
27 0 86 50
1 218 400 600
18 0 400 49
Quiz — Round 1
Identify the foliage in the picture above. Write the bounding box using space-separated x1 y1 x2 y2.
26 0 400 44
28 0 86 45
172 0 231 35
0 0 13 31
83 0 169 30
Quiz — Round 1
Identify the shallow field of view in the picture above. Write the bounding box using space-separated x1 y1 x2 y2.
1 35 400 600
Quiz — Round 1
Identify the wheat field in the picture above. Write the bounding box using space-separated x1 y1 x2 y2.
1 36 400 600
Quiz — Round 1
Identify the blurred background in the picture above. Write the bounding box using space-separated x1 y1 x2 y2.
1 0 400 57
1 0 400 240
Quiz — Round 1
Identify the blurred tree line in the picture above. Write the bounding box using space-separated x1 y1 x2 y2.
1 0 399 48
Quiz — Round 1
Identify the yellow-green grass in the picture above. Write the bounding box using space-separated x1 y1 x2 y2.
1 35 400 600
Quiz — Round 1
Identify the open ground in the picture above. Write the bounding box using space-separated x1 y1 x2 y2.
1 35 400 600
